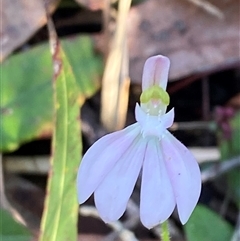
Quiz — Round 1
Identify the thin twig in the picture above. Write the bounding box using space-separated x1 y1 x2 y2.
103 199 140 241
187 0 224 19
2 147 220 173
79 205 139 241
201 155 240 183
0 154 26 226
189 147 220 163
104 198 182 241
170 121 216 131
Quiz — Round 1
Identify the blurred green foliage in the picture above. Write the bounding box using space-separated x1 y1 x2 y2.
220 111 240 159
219 111 240 207
1 35 102 152
185 204 233 241
0 209 31 241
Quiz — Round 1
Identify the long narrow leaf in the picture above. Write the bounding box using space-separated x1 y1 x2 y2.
39 39 81 241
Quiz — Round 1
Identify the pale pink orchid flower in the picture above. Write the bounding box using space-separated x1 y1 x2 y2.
77 55 201 229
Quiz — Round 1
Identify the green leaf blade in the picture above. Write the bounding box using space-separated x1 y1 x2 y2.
1 35 102 152
39 42 82 241
184 205 233 241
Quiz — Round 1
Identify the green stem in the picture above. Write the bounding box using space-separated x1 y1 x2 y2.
161 221 171 241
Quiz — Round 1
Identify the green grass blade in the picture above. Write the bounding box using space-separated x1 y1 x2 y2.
39 41 81 241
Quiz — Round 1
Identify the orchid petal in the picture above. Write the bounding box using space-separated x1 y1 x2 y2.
135 103 146 125
140 138 175 229
161 131 201 224
94 135 146 222
161 108 174 129
77 123 140 203
142 55 170 91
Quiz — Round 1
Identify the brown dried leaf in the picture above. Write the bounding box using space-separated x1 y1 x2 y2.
125 0 239 82
97 0 240 83
1 0 60 62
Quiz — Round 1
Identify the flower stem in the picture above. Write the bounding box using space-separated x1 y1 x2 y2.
161 221 171 241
